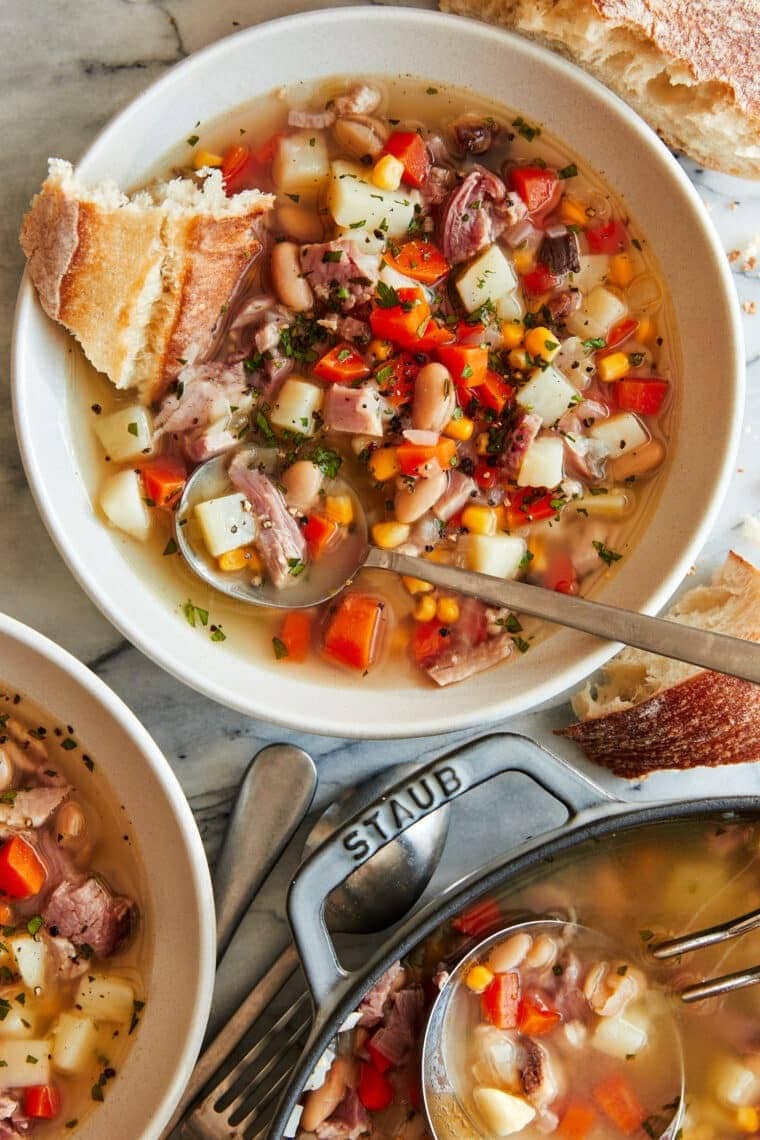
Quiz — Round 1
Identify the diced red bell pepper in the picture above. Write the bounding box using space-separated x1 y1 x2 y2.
505 487 557 530
382 130 430 188
366 1036 394 1074
370 288 454 353
606 317 639 350
23 1086 61 1120
586 218 629 254
482 972 521 1030
558 1101 597 1140
436 344 489 387
509 165 559 214
383 239 450 284
358 1061 394 1112
616 378 668 415
313 342 370 383
473 462 499 492
0 836 46 900
303 513 339 560
397 438 457 476
478 370 516 415
456 320 486 346
374 354 419 407
411 619 449 666
140 455 187 509
323 593 385 671
452 898 501 937
279 612 312 664
543 552 578 595
220 144 259 195
518 993 562 1036
593 1075 646 1135
252 130 285 167
521 264 560 297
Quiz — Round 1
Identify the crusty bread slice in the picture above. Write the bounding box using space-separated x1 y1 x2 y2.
558 552 760 776
439 0 760 180
19 159 274 404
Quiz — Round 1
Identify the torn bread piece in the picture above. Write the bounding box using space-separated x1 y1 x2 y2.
439 0 760 179
558 551 760 777
19 159 274 404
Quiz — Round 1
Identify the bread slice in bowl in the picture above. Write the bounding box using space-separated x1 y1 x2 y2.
558 552 760 777
439 0 760 180
19 160 274 404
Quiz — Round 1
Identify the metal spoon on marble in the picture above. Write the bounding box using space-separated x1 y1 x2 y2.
175 451 760 684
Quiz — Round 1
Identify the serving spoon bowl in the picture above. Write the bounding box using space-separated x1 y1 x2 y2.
175 453 760 684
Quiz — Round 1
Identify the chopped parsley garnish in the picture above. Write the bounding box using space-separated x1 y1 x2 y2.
162 538 178 557
512 115 540 141
511 636 531 654
26 1055 38 1064
308 446 343 479
61 737 77 751
286 193 300 203
0 792 16 805
426 86 438 94
127 422 138 437
322 249 343 263
628 351 645 366
210 625 227 643
349 219 366 229
639 928 654 941
182 600 209 628
82 755 95 773
592 540 622 566
589 486 609 496
91 1084 104 1103
336 347 353 363
558 163 578 179
375 281 400 309
288 559 306 578
616 964 628 975
255 410 276 442
186 134 199 147
26 916 43 938
582 337 606 351
272 636 289 660
129 999 145 1035
631 237 643 251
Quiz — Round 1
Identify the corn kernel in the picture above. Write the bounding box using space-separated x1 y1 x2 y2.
390 625 411 653
368 337 393 362
193 149 224 170
637 315 656 343
444 415 475 441
736 1107 760 1133
413 595 437 622
528 535 548 573
368 447 401 482
371 153 404 191
508 347 529 371
501 320 524 349
608 253 635 287
324 495 354 526
402 576 434 595
423 547 453 564
524 325 561 363
476 432 490 456
558 197 589 228
494 505 509 531
512 248 534 275
597 351 630 382
436 596 460 624
372 521 410 549
462 504 497 536
218 546 261 573
465 965 494 994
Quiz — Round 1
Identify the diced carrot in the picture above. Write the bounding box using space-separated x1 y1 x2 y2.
313 343 371 383
23 1086 61 1120
558 1100 597 1140
139 455 187 509
0 836 46 900
477 370 515 415
606 317 639 350
323 594 385 671
616 378 668 415
586 219 629 254
374 355 419 408
382 131 430 187
383 240 450 284
396 437 457 476
521 264 560 296
411 619 448 666
302 513 340 560
452 898 501 937
220 144 258 194
517 993 562 1035
505 487 558 530
0 903 13 926
482 972 521 1029
252 130 285 167
436 344 488 388
593 1074 646 1135
509 165 559 213
279 612 312 664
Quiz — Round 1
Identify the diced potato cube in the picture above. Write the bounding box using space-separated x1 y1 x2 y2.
567 285 627 340
714 1056 760 1107
472 1087 536 1135
270 378 324 437
517 435 565 489
465 534 527 579
0 1039 52 1086
94 405 154 462
592 1013 647 1059
495 291 525 321
9 937 46 991
75 974 135 1024
456 244 517 312
0 1000 38 1040
194 493 257 559
52 1012 98 1075
571 490 631 518
516 366 578 426
273 131 330 193
329 160 418 238
589 412 649 458
100 469 152 541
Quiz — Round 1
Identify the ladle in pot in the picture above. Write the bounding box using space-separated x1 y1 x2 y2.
175 452 760 684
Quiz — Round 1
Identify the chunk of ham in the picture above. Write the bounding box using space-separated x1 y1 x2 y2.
300 240 379 311
418 597 514 686
439 167 525 265
333 84 382 116
366 985 425 1067
357 962 404 1028
228 453 307 588
315 1088 370 1139
153 362 253 462
501 413 542 479
0 786 70 830
44 876 135 957
0 1094 29 1138
47 934 91 980
433 470 477 521
323 385 385 437
288 107 336 129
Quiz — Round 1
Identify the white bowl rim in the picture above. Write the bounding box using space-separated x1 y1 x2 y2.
0 611 216 1136
11 6 745 739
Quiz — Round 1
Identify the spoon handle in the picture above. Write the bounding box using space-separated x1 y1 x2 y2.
368 548 760 684
214 744 317 962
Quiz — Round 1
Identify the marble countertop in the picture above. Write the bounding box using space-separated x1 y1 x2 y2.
2 0 760 1055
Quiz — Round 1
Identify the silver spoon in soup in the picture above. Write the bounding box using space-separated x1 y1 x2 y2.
174 447 760 684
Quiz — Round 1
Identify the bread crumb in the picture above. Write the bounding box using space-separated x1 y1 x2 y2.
743 514 760 545
742 300 757 314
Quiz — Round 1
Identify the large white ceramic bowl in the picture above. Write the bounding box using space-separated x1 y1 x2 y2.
0 613 215 1138
12 8 743 738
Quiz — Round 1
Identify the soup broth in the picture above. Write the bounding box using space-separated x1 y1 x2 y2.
72 75 677 688
0 687 149 1134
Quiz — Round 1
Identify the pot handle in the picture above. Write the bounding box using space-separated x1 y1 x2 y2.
288 731 608 1011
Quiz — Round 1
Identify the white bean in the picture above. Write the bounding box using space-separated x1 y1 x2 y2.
608 437 665 481
56 802 87 843
412 363 456 434
276 203 324 243
301 1057 349 1132
282 461 324 512
394 470 447 525
524 934 557 969
0 751 13 793
487 931 532 974
270 240 314 312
